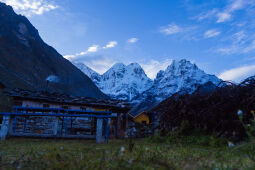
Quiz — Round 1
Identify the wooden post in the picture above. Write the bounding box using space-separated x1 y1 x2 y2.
106 118 110 143
0 115 10 140
116 113 121 138
53 117 59 136
96 118 104 143
125 114 128 138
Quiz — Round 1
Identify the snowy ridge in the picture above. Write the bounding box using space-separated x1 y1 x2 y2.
74 59 222 116
73 62 101 86
130 59 222 116
73 62 153 100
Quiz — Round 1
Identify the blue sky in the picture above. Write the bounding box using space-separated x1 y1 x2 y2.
1 0 255 82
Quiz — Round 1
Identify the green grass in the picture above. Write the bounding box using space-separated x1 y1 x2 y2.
0 137 255 169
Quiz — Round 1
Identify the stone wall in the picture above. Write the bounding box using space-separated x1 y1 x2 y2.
11 116 97 137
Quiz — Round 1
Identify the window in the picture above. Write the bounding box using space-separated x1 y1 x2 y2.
80 107 87 111
43 104 50 108
61 106 69 110
14 101 22 106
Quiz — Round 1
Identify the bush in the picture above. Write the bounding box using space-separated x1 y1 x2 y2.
150 129 228 147
149 132 166 143
244 120 255 139
169 134 227 147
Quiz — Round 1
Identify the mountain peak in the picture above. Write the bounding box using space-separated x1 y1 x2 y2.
130 59 222 116
72 62 100 77
72 62 101 87
111 63 126 69
76 62 153 101
164 59 199 75
127 63 141 68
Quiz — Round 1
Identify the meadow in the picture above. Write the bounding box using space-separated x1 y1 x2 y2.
0 136 255 170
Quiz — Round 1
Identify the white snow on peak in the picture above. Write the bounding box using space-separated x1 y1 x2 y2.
73 62 100 78
130 59 222 115
73 59 222 106
100 62 153 100
73 62 153 100
153 59 220 96
72 62 101 86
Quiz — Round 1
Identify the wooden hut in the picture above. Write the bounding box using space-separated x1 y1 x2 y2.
0 88 130 140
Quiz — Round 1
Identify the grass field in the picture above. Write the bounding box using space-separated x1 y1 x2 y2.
0 137 255 169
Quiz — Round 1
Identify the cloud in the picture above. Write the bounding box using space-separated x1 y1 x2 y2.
141 59 173 79
243 40 255 53
87 45 99 52
196 0 255 23
216 0 247 23
217 12 232 23
103 41 118 49
216 46 239 55
216 0 255 23
196 9 218 21
204 29 221 38
159 23 182 35
232 31 246 43
216 0 244 22
64 45 99 60
64 40 119 60
0 0 58 16
219 64 255 82
216 39 255 55
46 75 59 83
127 38 138 43
214 30 255 55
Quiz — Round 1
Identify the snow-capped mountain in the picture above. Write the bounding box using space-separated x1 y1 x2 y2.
74 59 222 115
130 59 222 116
73 62 153 100
72 62 101 86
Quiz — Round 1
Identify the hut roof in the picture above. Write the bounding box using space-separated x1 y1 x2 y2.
5 88 130 113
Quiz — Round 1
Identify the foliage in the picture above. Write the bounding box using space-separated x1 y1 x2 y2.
244 120 255 139
154 78 255 142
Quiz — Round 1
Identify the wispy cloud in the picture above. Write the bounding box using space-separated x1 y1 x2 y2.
64 40 118 60
64 45 99 60
196 0 255 23
127 38 138 43
103 41 118 49
219 64 255 82
243 40 255 53
232 31 246 43
159 23 182 35
217 12 232 23
141 59 172 79
86 45 99 53
0 0 58 16
204 29 221 38
216 45 239 55
213 29 255 55
216 37 255 55
196 9 218 21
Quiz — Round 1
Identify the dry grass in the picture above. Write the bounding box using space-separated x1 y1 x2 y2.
0 138 254 169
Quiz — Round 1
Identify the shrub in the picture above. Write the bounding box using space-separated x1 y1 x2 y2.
149 132 166 143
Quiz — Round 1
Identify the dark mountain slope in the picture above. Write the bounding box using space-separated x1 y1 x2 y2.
0 2 107 99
